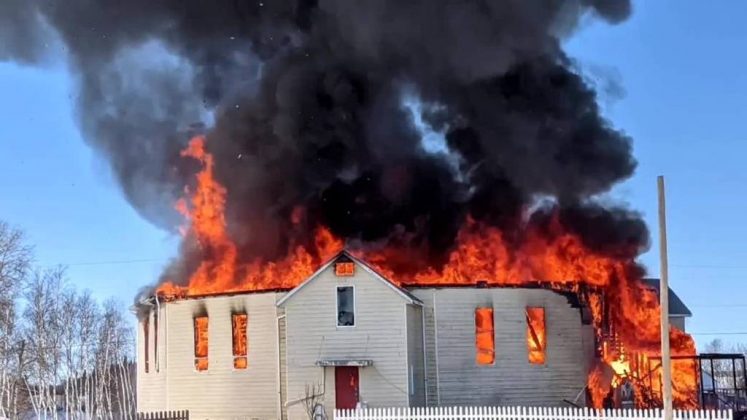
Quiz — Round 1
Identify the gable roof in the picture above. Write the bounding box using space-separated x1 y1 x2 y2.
276 250 423 307
643 278 693 317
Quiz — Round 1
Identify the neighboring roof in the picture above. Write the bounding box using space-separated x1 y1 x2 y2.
643 278 693 317
276 250 423 307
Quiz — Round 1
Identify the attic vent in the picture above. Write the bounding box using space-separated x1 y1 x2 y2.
335 262 355 277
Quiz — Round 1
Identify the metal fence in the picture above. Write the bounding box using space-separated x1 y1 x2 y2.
334 407 733 420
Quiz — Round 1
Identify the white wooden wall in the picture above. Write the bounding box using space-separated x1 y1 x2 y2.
282 261 414 419
137 292 282 420
411 288 593 407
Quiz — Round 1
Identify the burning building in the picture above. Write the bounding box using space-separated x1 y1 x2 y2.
136 250 695 419
0 0 709 418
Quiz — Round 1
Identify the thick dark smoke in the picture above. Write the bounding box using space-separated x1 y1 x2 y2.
0 0 646 287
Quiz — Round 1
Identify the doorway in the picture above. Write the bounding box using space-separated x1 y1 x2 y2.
334 366 359 409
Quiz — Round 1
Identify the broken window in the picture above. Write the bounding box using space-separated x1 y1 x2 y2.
194 316 209 371
335 261 355 276
336 286 355 327
526 307 546 365
232 313 248 369
475 308 495 365
153 309 159 372
143 315 150 373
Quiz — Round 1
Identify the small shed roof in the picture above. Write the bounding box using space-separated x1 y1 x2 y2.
276 250 423 307
643 278 692 317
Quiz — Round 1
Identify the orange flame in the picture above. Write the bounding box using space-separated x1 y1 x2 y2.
159 136 698 408
475 308 495 365
159 136 343 296
526 307 546 365
232 313 248 369
193 316 209 371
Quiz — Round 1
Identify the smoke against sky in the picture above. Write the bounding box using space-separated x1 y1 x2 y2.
0 0 646 285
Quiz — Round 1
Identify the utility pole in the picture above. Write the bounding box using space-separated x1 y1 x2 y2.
658 175 673 420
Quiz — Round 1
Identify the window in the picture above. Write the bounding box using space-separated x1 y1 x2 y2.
232 313 248 369
335 261 355 276
526 307 546 365
153 309 159 372
143 315 150 373
336 286 355 327
194 316 209 371
475 308 495 365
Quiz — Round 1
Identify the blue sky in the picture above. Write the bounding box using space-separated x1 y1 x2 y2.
1 1 745 348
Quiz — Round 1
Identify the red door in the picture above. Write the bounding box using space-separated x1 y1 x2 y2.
335 366 359 409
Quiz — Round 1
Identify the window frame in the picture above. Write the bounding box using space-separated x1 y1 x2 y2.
336 285 356 328
231 312 248 370
475 307 495 366
153 308 159 373
526 306 546 365
193 315 209 372
143 314 150 374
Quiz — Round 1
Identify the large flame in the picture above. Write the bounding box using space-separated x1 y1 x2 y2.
159 137 698 408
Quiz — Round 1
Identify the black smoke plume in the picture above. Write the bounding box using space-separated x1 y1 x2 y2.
0 0 646 290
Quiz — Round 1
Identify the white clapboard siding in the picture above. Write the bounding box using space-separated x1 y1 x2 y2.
410 288 593 407
283 260 415 420
334 406 734 420
137 305 166 412
137 292 282 420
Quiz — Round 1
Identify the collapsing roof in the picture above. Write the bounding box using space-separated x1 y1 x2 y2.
643 278 692 317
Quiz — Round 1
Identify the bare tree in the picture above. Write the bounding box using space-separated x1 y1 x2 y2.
91 299 135 419
0 221 135 419
0 222 31 419
704 339 747 390
21 267 68 418
303 383 325 420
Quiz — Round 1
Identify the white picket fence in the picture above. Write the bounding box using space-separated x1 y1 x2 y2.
334 407 733 420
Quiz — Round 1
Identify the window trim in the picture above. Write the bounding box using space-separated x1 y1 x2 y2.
336 285 356 328
231 312 248 370
193 315 209 372
153 308 159 373
475 307 495 366
526 306 546 365
143 314 150 374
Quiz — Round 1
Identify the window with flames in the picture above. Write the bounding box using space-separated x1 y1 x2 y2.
475 308 495 365
232 313 248 369
526 307 546 365
335 261 355 276
193 316 209 371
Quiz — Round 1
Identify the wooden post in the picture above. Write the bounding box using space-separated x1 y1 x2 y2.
658 176 673 420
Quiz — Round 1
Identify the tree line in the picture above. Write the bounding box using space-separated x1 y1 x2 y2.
0 221 135 419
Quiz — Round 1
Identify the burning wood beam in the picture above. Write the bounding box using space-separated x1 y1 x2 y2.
526 307 546 365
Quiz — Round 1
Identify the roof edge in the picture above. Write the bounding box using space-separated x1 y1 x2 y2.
276 250 422 307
